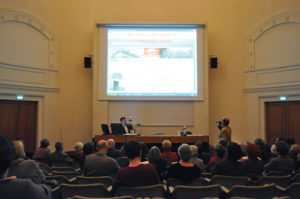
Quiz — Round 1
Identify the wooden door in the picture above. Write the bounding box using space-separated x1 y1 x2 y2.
266 101 300 145
0 100 37 152
0 100 18 139
286 102 300 144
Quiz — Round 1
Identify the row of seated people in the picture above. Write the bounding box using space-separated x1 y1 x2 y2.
2 134 300 198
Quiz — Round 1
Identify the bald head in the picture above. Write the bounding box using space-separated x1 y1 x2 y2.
107 139 115 149
97 140 108 153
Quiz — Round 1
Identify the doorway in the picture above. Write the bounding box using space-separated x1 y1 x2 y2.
265 101 300 145
0 100 38 152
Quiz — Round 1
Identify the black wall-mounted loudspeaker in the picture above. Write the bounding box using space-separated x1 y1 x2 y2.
84 57 92 68
210 57 218 68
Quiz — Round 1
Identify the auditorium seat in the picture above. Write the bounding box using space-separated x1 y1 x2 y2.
291 173 300 183
115 184 166 198
282 183 300 199
76 176 113 188
171 184 222 199
46 175 73 185
167 178 207 193
227 184 275 199
52 166 78 172
59 183 111 199
265 170 292 176
52 170 80 180
72 196 134 199
252 175 291 188
208 175 249 189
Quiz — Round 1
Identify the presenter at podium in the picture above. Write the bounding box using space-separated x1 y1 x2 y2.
120 117 133 134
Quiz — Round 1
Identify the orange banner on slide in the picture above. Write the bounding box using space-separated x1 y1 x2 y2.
144 48 160 56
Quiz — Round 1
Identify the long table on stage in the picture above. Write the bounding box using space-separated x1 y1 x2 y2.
94 135 209 144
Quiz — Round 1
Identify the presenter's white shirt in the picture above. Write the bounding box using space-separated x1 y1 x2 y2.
123 124 129 134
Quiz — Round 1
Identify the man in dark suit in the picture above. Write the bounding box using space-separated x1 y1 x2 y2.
264 141 294 174
120 117 133 134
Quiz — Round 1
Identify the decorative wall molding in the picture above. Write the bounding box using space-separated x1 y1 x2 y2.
0 9 58 92
245 10 300 91
247 10 300 72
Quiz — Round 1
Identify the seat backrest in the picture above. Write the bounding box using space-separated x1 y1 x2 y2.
256 175 291 188
265 170 291 176
52 161 74 167
52 171 80 179
60 183 111 199
228 184 275 199
76 176 113 188
201 172 213 179
167 177 207 190
115 184 166 198
52 166 76 172
171 184 221 199
72 196 134 199
292 173 300 183
46 175 70 184
210 175 249 189
286 183 300 199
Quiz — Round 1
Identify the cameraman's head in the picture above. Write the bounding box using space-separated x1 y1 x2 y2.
222 117 230 126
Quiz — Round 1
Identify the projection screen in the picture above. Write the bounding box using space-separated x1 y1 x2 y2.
96 24 205 101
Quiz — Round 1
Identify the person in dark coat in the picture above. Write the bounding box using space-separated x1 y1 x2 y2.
113 141 160 191
8 140 46 184
167 144 201 184
50 142 73 166
148 146 170 180
241 143 264 179
212 142 244 176
0 136 51 199
264 141 294 174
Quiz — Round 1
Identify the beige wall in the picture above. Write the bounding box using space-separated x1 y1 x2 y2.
1 0 300 150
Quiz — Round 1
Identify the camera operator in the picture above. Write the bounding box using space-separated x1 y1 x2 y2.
216 117 231 142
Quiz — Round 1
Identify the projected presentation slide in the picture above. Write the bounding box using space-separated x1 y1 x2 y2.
106 28 198 97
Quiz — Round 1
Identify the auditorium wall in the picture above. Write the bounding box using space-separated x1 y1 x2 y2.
0 0 299 150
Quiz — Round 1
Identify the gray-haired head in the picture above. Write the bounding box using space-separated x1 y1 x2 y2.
178 143 192 162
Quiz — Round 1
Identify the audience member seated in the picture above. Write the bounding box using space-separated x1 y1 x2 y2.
241 143 264 179
167 144 201 184
288 144 300 165
140 141 149 162
8 140 46 184
67 142 85 169
107 139 122 159
189 145 204 171
161 140 178 163
212 142 244 176
83 140 119 177
148 146 170 180
83 142 95 156
218 138 228 148
195 142 211 165
205 144 226 172
254 138 272 164
264 141 295 174
296 153 300 171
116 145 130 168
0 136 50 199
33 138 51 165
270 144 278 158
50 141 73 165
113 140 160 191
